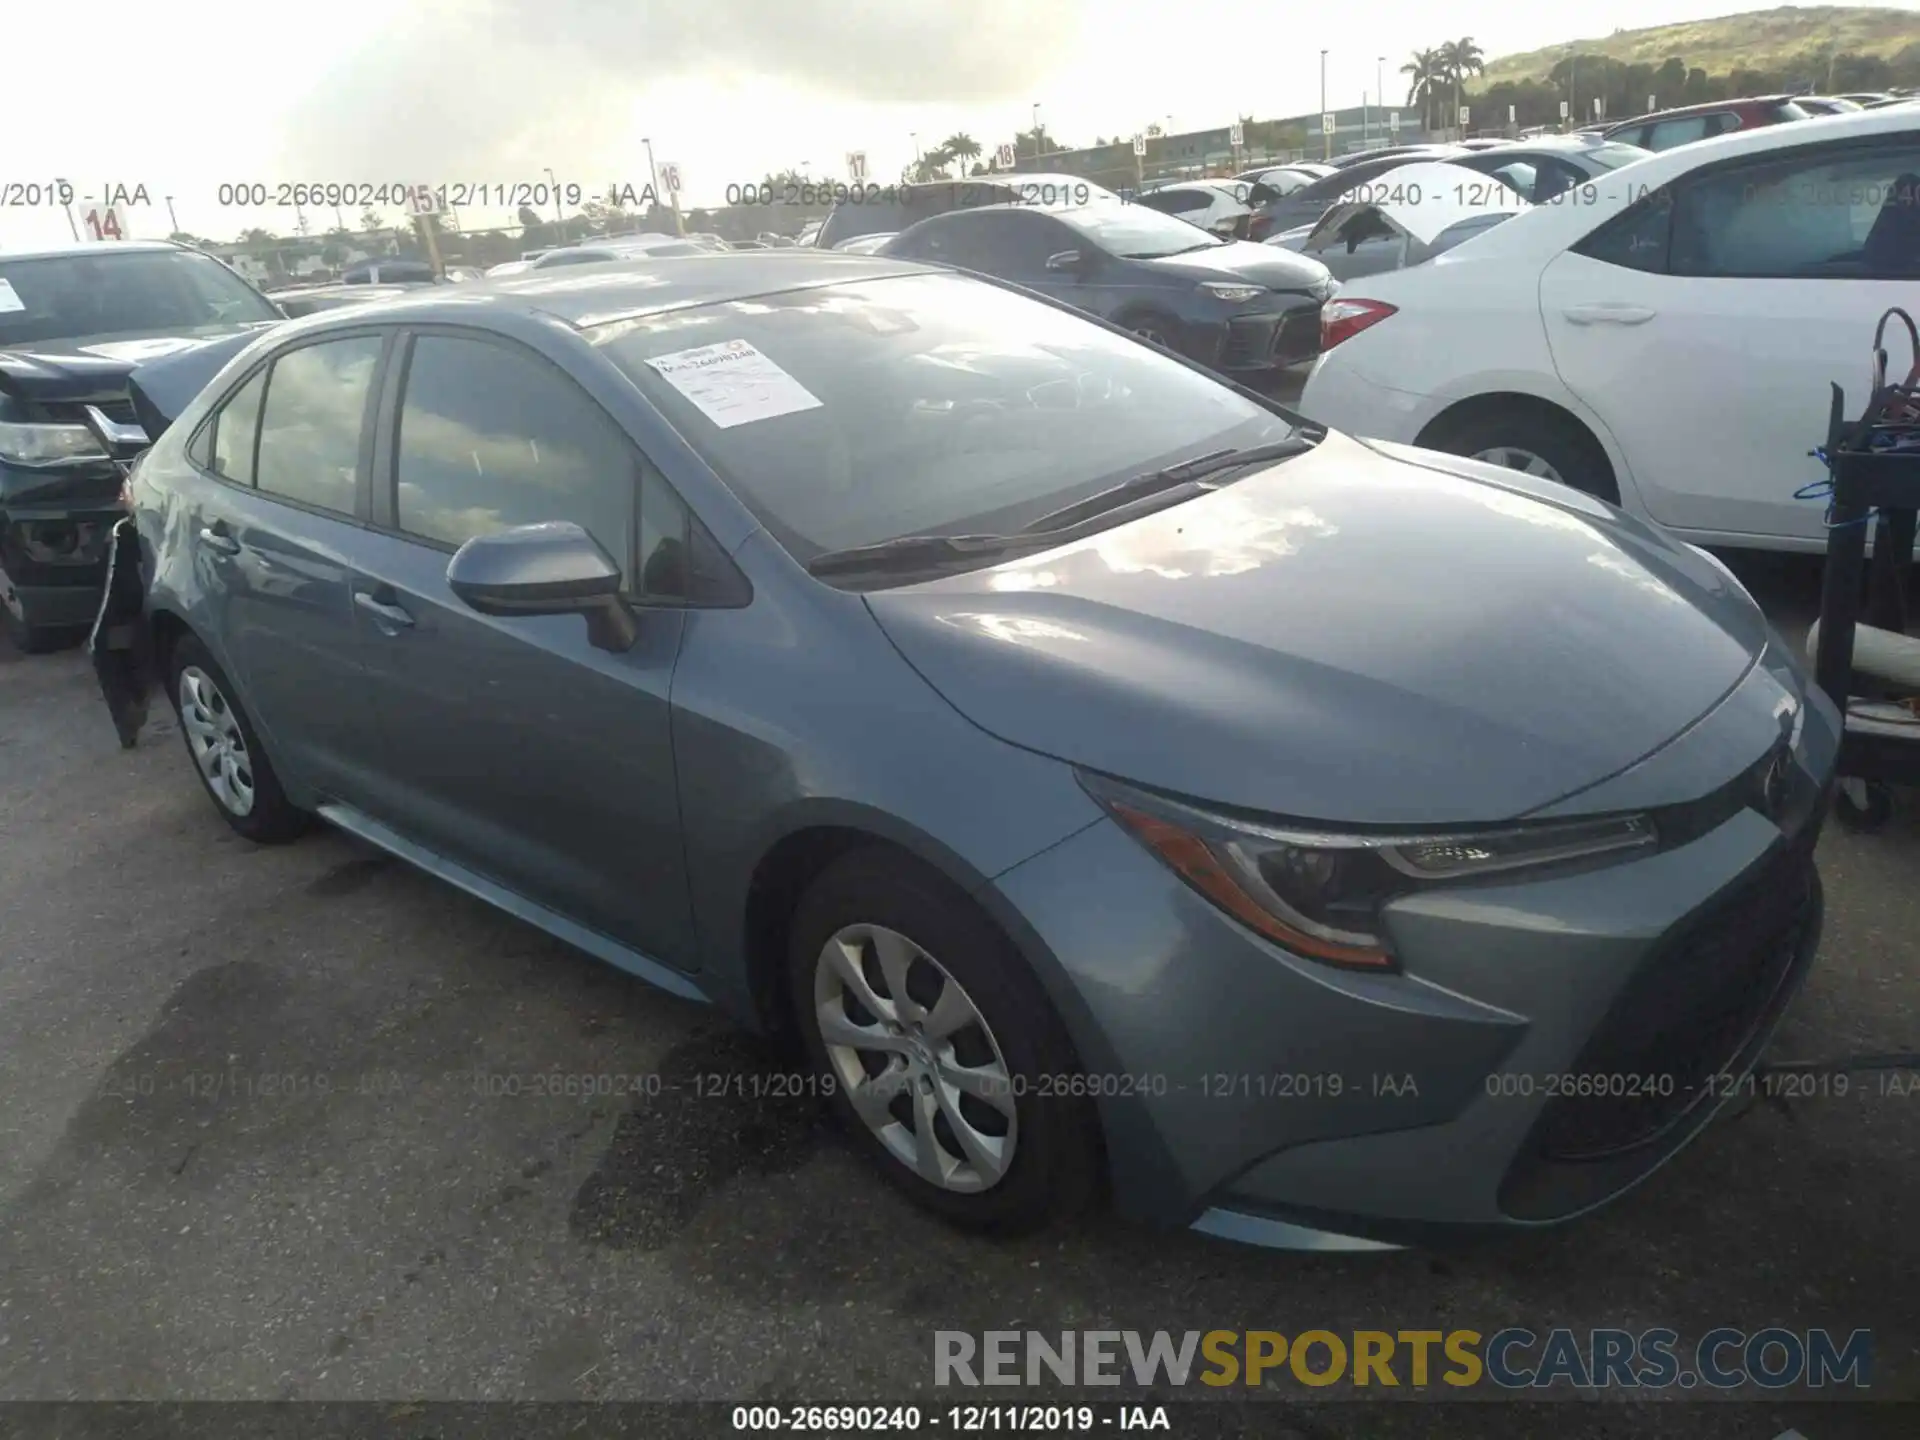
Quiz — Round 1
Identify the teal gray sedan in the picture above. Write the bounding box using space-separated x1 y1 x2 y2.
89 251 1836 1248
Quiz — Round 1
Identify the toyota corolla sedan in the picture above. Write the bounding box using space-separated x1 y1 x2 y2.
90 252 1835 1249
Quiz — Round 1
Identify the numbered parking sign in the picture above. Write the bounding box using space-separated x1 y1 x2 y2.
1132 134 1146 157
846 151 868 183
405 185 441 218
1228 121 1244 147
78 203 129 241
1559 100 1570 120
660 162 683 196
1321 112 1336 135
1388 112 1400 134
995 142 1016 169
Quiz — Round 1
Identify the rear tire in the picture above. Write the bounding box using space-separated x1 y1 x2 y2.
787 848 1102 1235
166 633 312 844
1424 405 1618 503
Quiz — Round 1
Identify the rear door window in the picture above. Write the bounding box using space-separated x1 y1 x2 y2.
1668 138 1920 279
1645 115 1716 150
254 336 383 515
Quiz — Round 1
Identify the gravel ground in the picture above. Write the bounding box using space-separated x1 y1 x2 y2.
0 554 1913 1440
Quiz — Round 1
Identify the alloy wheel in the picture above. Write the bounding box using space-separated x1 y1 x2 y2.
178 666 255 816
813 922 1018 1192
1472 445 1566 483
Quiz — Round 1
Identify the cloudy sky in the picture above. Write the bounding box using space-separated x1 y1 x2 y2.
1 0 1893 248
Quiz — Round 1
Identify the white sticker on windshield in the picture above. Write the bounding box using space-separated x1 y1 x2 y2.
0 280 24 314
644 339 822 429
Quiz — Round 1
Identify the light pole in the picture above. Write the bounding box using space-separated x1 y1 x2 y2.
1378 56 1386 142
1320 50 1330 160
1033 101 1041 154
165 195 180 234
639 143 662 226
544 165 563 224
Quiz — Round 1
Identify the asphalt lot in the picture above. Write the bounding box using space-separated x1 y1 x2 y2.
0 554 1915 1438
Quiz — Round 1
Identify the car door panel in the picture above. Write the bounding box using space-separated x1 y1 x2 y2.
345 528 697 968
191 333 395 803
349 330 700 971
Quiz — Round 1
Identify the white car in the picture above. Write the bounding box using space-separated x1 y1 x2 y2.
1130 180 1257 238
1301 107 1920 550
1268 161 1530 280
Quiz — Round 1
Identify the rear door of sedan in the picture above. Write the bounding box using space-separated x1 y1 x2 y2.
341 325 704 971
180 329 398 801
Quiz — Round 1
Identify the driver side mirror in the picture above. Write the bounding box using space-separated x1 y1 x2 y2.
445 521 639 653
1045 248 1089 275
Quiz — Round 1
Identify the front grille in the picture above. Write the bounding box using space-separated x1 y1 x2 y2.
1527 823 1821 1163
1271 306 1322 365
1219 315 1279 369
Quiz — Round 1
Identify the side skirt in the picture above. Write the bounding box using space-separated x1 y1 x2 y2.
315 801 712 1005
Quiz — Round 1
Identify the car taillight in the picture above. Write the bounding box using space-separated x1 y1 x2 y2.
1247 214 1271 242
1320 298 1397 350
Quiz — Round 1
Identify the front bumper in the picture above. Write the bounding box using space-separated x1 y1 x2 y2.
989 646 1837 1244
1208 300 1323 374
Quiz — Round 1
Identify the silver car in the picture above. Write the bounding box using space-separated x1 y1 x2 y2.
90 252 1837 1249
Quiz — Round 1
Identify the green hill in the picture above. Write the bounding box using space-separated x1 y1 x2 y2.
1481 5 1920 85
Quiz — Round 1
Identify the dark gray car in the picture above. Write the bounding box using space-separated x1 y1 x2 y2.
90 253 1837 1250
882 203 1332 384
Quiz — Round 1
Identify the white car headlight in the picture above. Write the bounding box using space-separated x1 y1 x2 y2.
1199 281 1265 303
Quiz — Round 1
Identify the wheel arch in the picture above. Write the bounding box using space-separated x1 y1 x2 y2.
1415 390 1623 504
730 804 1118 1081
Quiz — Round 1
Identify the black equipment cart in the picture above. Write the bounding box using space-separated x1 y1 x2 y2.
1809 307 1920 831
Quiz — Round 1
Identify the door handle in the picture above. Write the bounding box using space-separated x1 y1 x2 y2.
1562 303 1656 326
354 589 415 630
198 524 240 555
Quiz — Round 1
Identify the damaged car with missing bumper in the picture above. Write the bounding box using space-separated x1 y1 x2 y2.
86 255 1837 1249
0 241 282 651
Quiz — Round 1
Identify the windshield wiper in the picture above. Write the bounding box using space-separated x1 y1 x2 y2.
805 531 1030 579
1017 435 1316 534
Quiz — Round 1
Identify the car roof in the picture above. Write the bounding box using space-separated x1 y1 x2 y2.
267 252 933 334
0 240 188 262
1608 94 1796 127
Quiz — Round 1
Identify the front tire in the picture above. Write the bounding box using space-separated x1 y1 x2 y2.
167 634 312 843
787 849 1102 1234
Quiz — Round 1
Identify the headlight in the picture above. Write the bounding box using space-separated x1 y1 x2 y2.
0 421 108 467
1079 771 1657 970
1199 281 1265 303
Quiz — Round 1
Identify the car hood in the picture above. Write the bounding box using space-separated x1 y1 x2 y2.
0 325 269 407
864 432 1773 826
1136 240 1331 292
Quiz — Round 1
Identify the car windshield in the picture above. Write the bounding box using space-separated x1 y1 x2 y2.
0 249 279 347
595 272 1294 562
1058 204 1226 257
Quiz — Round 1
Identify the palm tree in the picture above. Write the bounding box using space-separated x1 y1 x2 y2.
942 133 982 174
1439 37 1486 132
1402 49 1443 131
